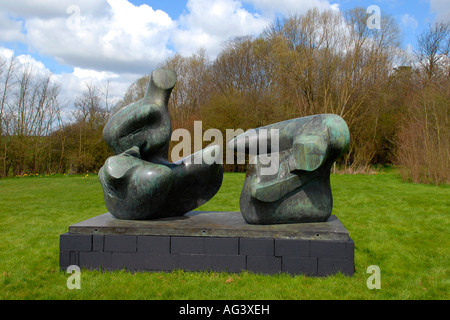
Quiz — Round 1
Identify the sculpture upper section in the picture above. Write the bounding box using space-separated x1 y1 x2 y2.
99 68 223 220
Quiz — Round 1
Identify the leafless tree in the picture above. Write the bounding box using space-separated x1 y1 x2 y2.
0 55 16 176
415 21 450 81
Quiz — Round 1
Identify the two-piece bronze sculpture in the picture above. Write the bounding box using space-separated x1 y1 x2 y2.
98 68 350 224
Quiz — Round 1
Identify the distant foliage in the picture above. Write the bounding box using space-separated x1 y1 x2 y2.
0 9 448 184
395 22 450 185
0 57 113 176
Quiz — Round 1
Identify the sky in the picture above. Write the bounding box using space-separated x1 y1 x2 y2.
0 0 449 106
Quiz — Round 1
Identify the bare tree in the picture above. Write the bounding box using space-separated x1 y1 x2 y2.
394 21 450 184
0 59 62 175
162 49 211 127
415 21 450 81
263 8 402 169
0 55 16 176
65 82 112 173
114 75 150 112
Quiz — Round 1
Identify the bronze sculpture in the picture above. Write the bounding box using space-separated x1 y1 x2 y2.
228 114 350 224
99 68 223 220
98 68 350 225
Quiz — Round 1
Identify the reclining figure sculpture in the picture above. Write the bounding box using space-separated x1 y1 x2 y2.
98 68 223 220
98 68 349 225
228 114 350 225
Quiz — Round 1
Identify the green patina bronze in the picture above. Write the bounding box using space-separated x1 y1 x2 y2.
228 114 350 225
98 67 349 225
98 68 223 220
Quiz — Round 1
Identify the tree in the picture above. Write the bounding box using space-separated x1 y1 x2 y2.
3 62 62 175
204 36 279 131
64 82 112 173
395 22 450 185
0 55 16 176
161 49 211 128
415 21 450 81
114 75 150 112
262 8 402 169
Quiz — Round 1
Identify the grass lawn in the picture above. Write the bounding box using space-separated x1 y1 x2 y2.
0 171 448 300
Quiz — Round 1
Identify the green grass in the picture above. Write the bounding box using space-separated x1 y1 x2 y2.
0 171 448 300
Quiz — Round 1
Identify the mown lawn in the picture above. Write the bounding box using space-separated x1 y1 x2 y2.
0 171 448 300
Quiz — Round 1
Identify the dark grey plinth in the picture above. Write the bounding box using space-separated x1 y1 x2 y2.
60 211 354 276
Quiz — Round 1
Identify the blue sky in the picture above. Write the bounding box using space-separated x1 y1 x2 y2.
141 0 445 51
130 0 189 17
0 0 448 102
336 0 441 48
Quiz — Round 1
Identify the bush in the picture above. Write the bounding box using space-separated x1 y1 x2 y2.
396 84 450 185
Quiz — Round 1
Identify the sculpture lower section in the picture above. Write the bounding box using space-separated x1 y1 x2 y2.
60 211 354 276
98 146 223 220
229 114 350 225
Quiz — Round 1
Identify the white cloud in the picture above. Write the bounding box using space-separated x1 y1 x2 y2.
171 0 339 58
244 0 339 17
0 47 15 60
171 0 340 58
0 12 25 42
172 0 271 57
1 0 341 72
15 54 49 74
0 50 55 83
73 68 119 82
429 0 450 23
401 14 418 30
21 0 175 74
55 69 133 107
0 46 131 113
0 0 343 112
0 0 108 19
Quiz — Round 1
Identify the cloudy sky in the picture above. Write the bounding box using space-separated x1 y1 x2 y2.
0 0 449 105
